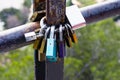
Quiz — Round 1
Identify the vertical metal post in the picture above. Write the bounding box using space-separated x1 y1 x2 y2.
46 0 66 25
33 0 66 80
45 0 66 80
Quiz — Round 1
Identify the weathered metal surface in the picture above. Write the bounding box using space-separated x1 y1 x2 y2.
33 0 46 12
30 0 46 22
80 0 120 24
0 0 120 53
46 0 66 25
44 0 66 80
0 22 40 53
46 59 64 80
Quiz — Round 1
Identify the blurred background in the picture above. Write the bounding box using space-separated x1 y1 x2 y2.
0 0 120 80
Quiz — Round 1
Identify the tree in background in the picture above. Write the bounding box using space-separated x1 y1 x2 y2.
0 0 31 29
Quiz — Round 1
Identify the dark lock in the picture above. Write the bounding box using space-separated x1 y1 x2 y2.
67 24 78 43
64 24 72 47
58 25 66 58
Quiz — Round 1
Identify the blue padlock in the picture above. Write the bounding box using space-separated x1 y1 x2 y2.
46 26 57 62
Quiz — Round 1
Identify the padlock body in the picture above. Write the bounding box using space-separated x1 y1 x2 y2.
46 38 57 62
58 41 66 58
39 39 46 53
38 52 46 62
72 33 78 43
65 36 72 47
70 32 78 43
33 39 41 50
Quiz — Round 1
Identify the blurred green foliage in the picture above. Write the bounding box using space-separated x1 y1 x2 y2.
64 18 120 80
0 46 34 80
1 0 120 80
24 0 31 8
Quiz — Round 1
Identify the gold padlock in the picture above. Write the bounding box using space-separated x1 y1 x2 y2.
72 33 78 43
33 39 40 50
30 11 45 22
38 52 46 62
39 38 46 53
39 27 50 53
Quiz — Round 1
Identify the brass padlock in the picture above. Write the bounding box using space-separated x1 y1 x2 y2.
38 52 46 61
39 27 50 53
33 38 42 50
30 11 45 22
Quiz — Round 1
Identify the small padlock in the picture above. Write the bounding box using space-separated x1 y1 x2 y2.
39 27 50 53
33 31 44 50
64 24 72 47
46 26 57 62
67 24 78 43
58 25 66 58
38 52 46 62
33 38 41 50
24 32 37 42
30 11 45 22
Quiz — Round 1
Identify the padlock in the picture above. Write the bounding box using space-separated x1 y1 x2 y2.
39 27 50 53
24 32 37 42
30 0 46 22
38 52 46 61
64 24 72 47
67 24 78 43
39 17 47 33
30 11 45 22
66 5 86 30
33 38 41 50
46 26 57 62
33 29 44 50
33 17 47 50
58 25 66 58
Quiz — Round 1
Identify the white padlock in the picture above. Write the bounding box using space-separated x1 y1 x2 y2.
66 5 86 30
24 32 37 42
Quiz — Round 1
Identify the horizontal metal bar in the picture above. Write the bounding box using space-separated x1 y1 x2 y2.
0 0 120 53
0 22 40 53
80 0 120 24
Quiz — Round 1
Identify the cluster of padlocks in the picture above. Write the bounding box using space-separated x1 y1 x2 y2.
24 5 86 62
33 16 78 62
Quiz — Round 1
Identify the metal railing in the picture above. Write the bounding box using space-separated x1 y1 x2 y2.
0 0 120 53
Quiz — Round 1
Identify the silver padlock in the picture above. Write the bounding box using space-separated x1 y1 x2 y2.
66 5 86 30
24 32 37 42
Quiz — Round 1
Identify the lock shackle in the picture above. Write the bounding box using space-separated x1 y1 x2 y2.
40 16 47 29
66 23 74 33
45 27 50 39
59 25 63 41
50 26 55 38
65 24 70 37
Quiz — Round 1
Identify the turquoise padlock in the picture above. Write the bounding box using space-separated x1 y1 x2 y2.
46 26 57 62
